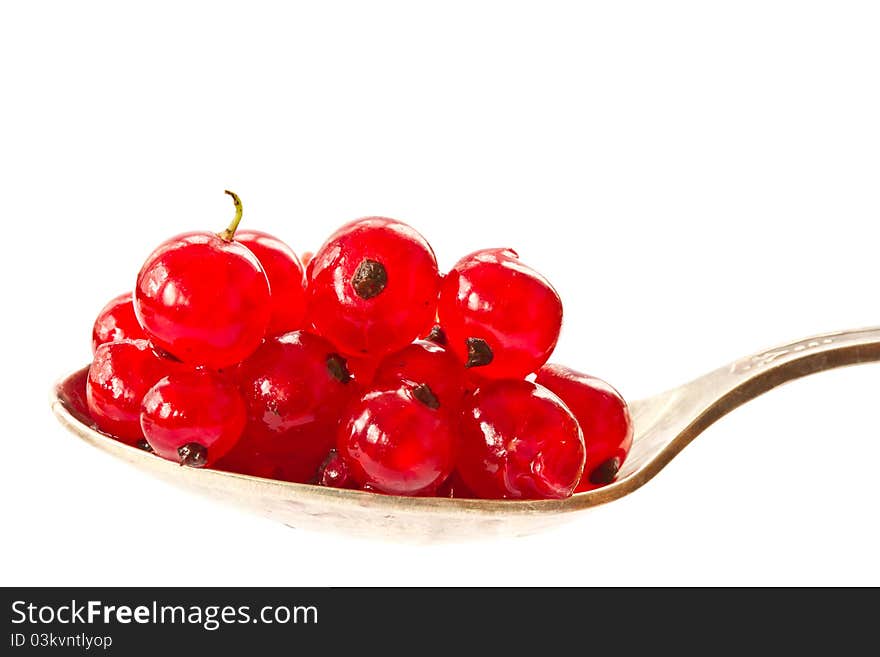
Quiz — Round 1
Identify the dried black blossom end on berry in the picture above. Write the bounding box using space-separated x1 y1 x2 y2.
425 324 447 346
588 457 621 486
326 354 353 384
351 259 387 299
178 443 208 468
465 337 493 368
136 438 154 453
413 383 440 409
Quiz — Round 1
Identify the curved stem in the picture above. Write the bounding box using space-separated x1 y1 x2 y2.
218 190 243 241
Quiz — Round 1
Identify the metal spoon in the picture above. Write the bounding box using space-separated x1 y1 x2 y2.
51 327 880 542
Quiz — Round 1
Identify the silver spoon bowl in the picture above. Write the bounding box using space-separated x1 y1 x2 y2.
51 327 880 542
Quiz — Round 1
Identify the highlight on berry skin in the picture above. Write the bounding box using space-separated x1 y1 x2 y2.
81 191 631 499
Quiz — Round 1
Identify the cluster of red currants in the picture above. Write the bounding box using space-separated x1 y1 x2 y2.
86 192 632 500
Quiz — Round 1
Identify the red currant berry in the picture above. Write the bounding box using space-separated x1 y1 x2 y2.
316 449 356 489
234 230 307 336
338 386 456 496
458 379 585 500
134 191 271 369
86 339 172 444
141 369 246 467
438 248 562 379
91 292 147 353
308 217 440 357
536 364 633 491
236 331 355 443
373 340 466 411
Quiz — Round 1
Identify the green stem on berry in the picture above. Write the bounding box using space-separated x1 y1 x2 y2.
218 190 243 241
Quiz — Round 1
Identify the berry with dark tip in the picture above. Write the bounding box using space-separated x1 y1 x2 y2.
337 387 456 495
236 331 357 443
307 217 440 358
535 363 633 492
140 369 246 467
373 340 465 411
316 449 356 489
458 379 585 500
438 248 562 380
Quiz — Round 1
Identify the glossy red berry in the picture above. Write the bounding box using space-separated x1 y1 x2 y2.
86 339 173 444
438 248 562 379
536 364 633 491
373 340 466 411
316 449 356 489
458 379 585 500
91 293 147 353
308 217 440 358
134 192 271 369
234 230 307 336
338 387 456 496
140 369 246 467
236 331 355 443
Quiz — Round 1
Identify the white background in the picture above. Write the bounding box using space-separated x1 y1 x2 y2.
1 1 879 586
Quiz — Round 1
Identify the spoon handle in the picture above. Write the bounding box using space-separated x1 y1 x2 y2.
625 327 880 478
707 325 880 409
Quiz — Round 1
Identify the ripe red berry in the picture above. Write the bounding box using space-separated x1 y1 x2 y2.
91 292 147 353
133 191 271 369
140 369 246 467
536 364 633 491
316 449 356 489
338 386 456 496
236 331 356 442
373 340 466 411
458 379 585 500
308 217 440 357
438 248 562 379
86 339 173 444
234 230 307 336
